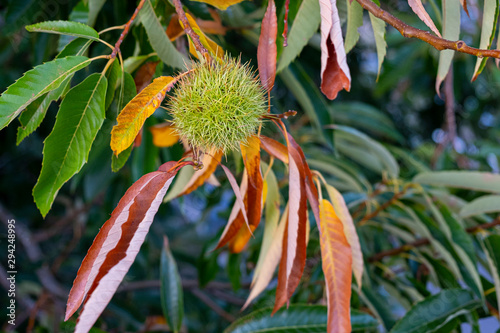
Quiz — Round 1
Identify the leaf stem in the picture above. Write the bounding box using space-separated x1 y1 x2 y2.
99 25 127 34
355 0 500 59
110 0 147 59
172 0 209 58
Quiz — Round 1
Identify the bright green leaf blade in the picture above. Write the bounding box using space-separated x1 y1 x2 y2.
139 0 187 70
333 125 399 177
33 73 107 217
17 40 93 145
460 195 500 217
0 56 91 130
224 305 377 333
277 0 320 72
472 0 498 80
414 171 500 193
160 236 184 333
369 12 387 78
390 289 480 333
435 0 460 93
105 59 122 111
26 20 99 40
344 0 363 53
16 77 70 145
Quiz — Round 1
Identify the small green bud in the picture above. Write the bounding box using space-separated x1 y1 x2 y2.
169 57 267 153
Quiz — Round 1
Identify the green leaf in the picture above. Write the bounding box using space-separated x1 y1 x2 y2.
227 253 241 291
139 0 187 70
17 40 93 145
26 20 99 41
0 56 91 130
414 171 500 193
482 235 500 316
88 0 107 27
277 0 320 72
390 289 480 333
460 195 500 217
16 77 69 145
224 305 377 333
369 12 387 78
333 125 399 177
435 0 460 92
160 236 184 333
105 59 122 111
344 0 363 53
33 73 108 217
472 0 499 80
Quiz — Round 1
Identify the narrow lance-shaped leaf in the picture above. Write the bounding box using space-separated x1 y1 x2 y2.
319 0 351 100
459 195 500 217
26 20 100 40
160 236 184 333
277 0 320 72
319 199 352 333
482 235 500 317
182 13 224 60
228 136 264 252
224 305 377 333
407 0 441 37
472 0 499 80
139 0 187 69
390 289 480 333
33 73 107 217
344 0 363 53
65 161 188 332
111 76 178 155
324 183 363 287
414 171 500 193
258 0 277 91
435 0 460 94
243 205 287 309
369 12 387 79
0 56 91 130
273 132 308 314
216 170 249 249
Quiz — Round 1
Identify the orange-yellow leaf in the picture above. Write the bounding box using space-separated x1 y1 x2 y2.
111 76 177 155
192 0 244 10
319 199 352 333
177 150 222 197
167 14 226 42
182 13 224 60
325 183 363 287
258 0 277 91
149 123 180 147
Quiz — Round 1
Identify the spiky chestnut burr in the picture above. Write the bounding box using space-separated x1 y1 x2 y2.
169 57 267 154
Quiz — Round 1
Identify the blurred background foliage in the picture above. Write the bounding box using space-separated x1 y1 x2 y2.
1 0 500 332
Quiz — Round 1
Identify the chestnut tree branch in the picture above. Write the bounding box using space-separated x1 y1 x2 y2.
355 0 500 59
172 0 209 57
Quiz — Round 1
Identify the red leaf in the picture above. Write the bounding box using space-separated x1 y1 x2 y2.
260 135 289 164
228 136 264 252
134 61 160 93
319 0 351 100
65 161 185 332
319 199 352 333
282 0 290 46
273 135 308 314
258 0 277 92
